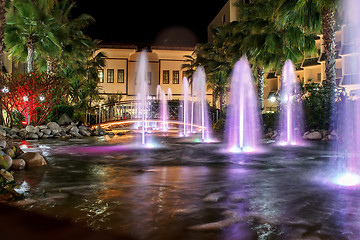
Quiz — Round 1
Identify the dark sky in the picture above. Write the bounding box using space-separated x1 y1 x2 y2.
73 0 228 46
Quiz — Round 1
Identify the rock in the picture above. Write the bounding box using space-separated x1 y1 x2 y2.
27 133 39 140
13 144 24 158
18 129 27 139
41 134 49 139
10 159 25 170
25 125 36 133
47 122 61 131
79 125 89 131
303 131 322 140
0 140 6 149
106 131 115 135
51 129 60 135
9 128 19 135
0 129 6 137
19 152 47 168
71 132 82 138
37 132 44 138
69 126 79 134
0 155 12 170
57 113 73 126
328 134 337 140
3 148 15 158
40 128 52 135
79 129 91 137
0 169 14 182
38 125 47 130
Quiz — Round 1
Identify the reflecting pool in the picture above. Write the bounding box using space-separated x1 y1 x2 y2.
13 134 360 240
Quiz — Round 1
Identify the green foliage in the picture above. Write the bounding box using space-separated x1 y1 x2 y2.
262 112 278 131
213 118 225 131
48 104 75 122
302 82 331 130
0 176 25 202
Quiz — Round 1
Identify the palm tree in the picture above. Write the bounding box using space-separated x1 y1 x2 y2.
207 70 228 115
276 0 339 103
0 0 5 72
181 53 198 83
234 0 317 110
5 0 60 73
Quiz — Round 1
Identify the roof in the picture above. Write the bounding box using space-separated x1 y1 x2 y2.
98 42 195 51
302 57 320 67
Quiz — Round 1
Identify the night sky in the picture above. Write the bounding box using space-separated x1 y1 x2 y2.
73 0 229 46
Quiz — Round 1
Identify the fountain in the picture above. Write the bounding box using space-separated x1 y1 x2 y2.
135 51 150 145
225 56 261 153
278 60 304 146
160 89 169 131
181 77 190 136
330 0 360 186
190 67 213 142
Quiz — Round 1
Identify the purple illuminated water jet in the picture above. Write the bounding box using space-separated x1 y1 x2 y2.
191 67 213 142
225 57 261 153
181 77 190 136
278 60 304 146
326 0 360 187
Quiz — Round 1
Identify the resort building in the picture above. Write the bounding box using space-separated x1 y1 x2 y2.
97 43 208 101
208 0 357 113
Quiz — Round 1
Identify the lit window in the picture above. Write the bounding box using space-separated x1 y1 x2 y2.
118 69 124 83
98 69 104 83
163 70 169 84
173 70 179 84
147 72 152 85
107 69 114 83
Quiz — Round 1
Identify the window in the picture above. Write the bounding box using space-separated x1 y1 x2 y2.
222 15 226 23
107 69 114 83
317 73 321 81
173 70 179 84
98 69 104 83
147 72 152 85
163 70 169 84
117 69 124 83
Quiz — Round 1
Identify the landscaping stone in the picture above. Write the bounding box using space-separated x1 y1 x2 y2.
40 128 52 135
303 131 323 140
47 122 61 131
27 133 39 140
0 140 6 149
3 148 15 158
0 130 6 137
57 113 73 126
0 169 14 182
79 129 91 137
10 159 25 170
19 152 47 168
0 155 12 170
25 125 36 133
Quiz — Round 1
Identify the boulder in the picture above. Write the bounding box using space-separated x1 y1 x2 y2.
18 129 27 139
40 128 52 135
25 125 36 133
328 134 337 140
303 131 322 140
57 113 72 126
27 133 39 140
51 129 60 135
19 152 47 168
9 128 19 135
10 159 25 170
47 122 61 131
79 129 91 137
0 169 14 182
0 129 6 137
0 140 6 149
37 132 44 138
3 148 15 158
0 155 12 170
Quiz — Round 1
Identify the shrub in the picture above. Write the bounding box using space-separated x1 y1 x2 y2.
48 104 75 123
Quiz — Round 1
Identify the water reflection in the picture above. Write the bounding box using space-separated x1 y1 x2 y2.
11 138 360 239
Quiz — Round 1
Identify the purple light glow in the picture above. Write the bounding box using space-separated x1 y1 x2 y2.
278 60 304 146
225 56 261 153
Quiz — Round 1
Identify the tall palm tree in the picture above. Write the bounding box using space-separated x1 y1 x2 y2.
234 0 317 111
276 0 339 103
0 0 5 72
5 0 60 73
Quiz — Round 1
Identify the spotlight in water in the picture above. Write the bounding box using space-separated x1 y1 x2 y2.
228 146 255 153
269 96 276 103
334 173 360 187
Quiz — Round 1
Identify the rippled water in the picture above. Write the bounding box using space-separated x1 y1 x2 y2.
13 133 360 240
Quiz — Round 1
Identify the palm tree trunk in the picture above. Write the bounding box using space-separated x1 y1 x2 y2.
321 7 336 104
257 66 264 112
219 88 226 118
27 36 35 73
0 0 5 73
